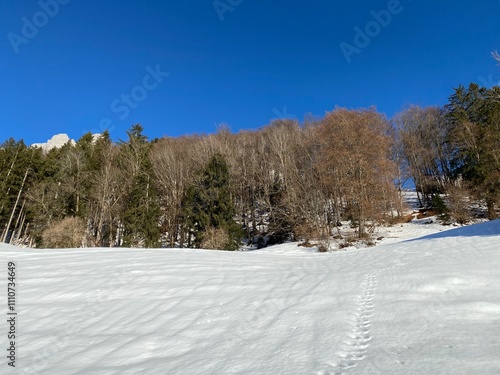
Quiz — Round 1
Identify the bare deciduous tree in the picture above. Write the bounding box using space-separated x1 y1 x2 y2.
394 106 452 207
313 108 397 238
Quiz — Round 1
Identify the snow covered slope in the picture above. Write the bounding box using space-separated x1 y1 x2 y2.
1 221 499 374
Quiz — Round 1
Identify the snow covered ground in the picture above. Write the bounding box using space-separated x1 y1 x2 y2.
1 220 499 374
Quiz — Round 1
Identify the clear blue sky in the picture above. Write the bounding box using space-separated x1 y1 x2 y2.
1 0 499 145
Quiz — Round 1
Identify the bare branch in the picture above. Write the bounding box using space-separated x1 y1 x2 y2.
493 50 500 63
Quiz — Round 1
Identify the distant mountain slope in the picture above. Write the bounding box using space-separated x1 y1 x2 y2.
31 134 74 151
31 133 101 151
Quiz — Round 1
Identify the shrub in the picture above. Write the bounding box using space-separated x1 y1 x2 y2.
317 235 331 253
432 195 450 222
200 227 231 250
317 242 329 252
41 217 86 248
447 186 472 225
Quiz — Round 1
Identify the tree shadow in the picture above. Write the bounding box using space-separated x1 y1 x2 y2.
405 219 500 242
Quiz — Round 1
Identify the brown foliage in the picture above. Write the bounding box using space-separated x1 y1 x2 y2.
446 185 472 224
200 227 231 250
41 217 86 248
310 108 398 237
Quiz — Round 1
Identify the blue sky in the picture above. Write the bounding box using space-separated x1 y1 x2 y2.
0 0 499 145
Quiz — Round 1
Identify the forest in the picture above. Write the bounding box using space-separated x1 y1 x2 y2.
1 83 499 250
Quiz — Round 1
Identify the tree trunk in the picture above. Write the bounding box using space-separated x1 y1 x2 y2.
2 168 29 243
487 200 497 220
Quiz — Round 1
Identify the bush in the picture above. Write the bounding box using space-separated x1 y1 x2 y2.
387 214 414 225
255 235 267 249
317 242 329 252
200 227 231 250
317 235 332 253
432 195 450 222
298 240 315 248
41 217 86 248
447 186 471 225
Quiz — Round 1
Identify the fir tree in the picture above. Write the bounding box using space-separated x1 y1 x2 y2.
446 84 500 219
120 124 161 247
182 154 242 250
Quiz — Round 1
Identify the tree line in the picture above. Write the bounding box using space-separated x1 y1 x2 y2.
1 83 499 249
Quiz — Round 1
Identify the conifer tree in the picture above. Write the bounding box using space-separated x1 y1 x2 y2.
120 124 161 247
446 84 500 219
0 139 42 243
182 153 242 250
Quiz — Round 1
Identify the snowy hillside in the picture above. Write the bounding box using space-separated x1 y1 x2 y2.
1 221 499 374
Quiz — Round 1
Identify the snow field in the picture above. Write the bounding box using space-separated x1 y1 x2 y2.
0 220 499 374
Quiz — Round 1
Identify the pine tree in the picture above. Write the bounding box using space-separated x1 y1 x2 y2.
0 139 42 243
182 154 242 250
446 83 500 219
120 125 161 247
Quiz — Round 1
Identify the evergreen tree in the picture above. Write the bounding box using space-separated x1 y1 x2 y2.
120 124 161 247
0 139 25 227
182 154 242 250
0 139 43 243
446 83 500 219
